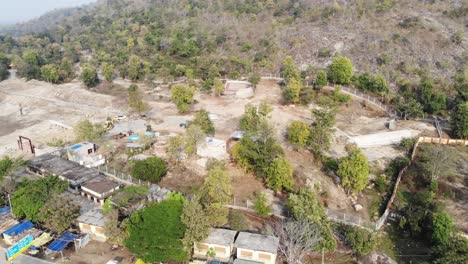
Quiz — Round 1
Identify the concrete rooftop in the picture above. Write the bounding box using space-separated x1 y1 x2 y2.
234 232 279 254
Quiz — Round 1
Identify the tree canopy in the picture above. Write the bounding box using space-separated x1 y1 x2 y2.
11 176 68 222
338 147 369 193
190 109 215 135
171 84 195 113
328 56 353 85
80 66 99 87
125 195 188 263
39 195 80 233
287 120 310 148
131 157 167 183
128 84 150 114
287 189 336 251
200 161 232 226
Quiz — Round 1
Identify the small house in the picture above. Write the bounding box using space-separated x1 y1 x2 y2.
80 177 120 205
194 228 238 262
234 232 279 264
77 209 107 242
67 142 105 168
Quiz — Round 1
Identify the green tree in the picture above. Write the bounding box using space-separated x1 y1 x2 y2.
128 55 143 81
128 84 150 115
80 66 99 87
125 196 188 263
171 84 195 113
340 225 375 256
282 56 300 83
40 64 59 84
131 157 167 183
191 109 215 135
287 189 336 251
284 77 302 104
0 156 15 178
0 53 11 81
265 157 294 191
451 101 468 139
58 58 74 82
18 50 41 80
328 56 353 85
239 102 272 133
102 62 115 82
338 147 369 194
287 120 310 148
213 78 224 96
307 108 336 158
181 197 210 250
253 192 271 218
200 161 232 226
39 195 80 233
432 212 454 245
433 235 468 264
315 70 328 89
74 119 104 141
11 176 68 222
248 73 261 88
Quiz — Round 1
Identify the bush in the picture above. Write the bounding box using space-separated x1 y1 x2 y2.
340 225 376 256
80 66 99 87
375 175 387 193
131 157 167 183
228 210 247 230
287 120 310 148
253 192 271 218
315 70 328 89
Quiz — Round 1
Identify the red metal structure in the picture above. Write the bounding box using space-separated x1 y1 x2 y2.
17 135 35 154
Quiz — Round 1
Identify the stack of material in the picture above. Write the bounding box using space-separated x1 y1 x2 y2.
147 185 171 203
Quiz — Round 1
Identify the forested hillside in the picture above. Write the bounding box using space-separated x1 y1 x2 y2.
0 0 467 129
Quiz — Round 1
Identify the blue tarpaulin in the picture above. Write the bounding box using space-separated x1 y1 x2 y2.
47 232 80 252
0 206 10 215
3 221 33 237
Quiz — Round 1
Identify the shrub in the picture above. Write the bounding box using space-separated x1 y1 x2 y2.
315 70 328 89
253 192 271 218
375 175 387 193
287 120 310 148
340 225 376 256
80 66 99 87
228 210 247 231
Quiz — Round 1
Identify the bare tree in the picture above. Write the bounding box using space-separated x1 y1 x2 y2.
420 145 454 181
271 219 322 264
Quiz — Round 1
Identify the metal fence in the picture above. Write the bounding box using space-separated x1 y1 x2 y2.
325 208 375 231
97 165 152 186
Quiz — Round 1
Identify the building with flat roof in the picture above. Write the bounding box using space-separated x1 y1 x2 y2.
80 177 120 205
28 154 100 190
67 142 105 168
234 232 279 264
194 228 238 262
